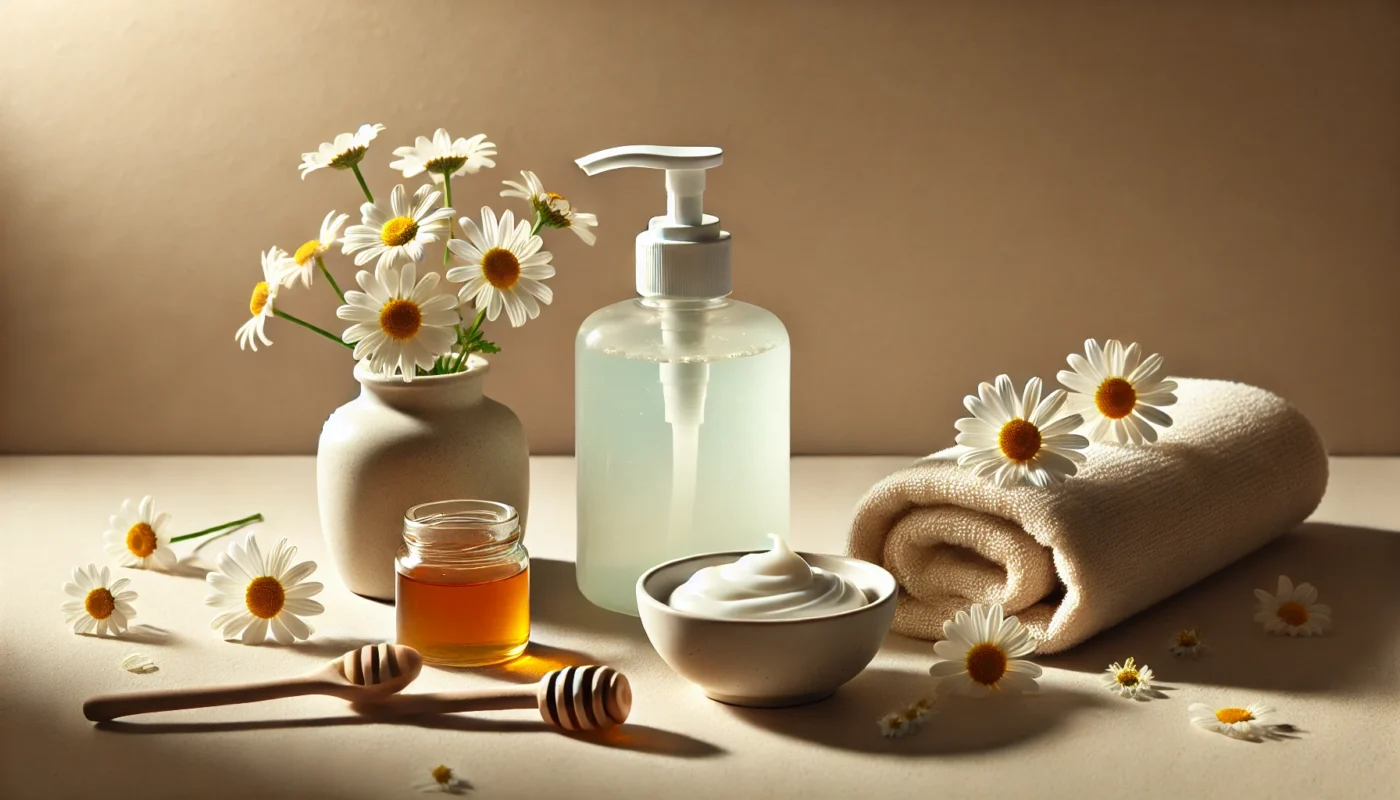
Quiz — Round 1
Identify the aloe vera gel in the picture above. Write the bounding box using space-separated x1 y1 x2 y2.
573 146 790 615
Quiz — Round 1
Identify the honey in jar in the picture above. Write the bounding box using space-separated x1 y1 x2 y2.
395 500 529 667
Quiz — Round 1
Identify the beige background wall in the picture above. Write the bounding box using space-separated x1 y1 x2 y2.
1 0 1396 455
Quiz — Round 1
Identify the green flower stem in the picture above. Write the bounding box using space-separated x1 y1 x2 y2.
170 513 264 543
273 308 353 349
316 255 346 304
351 164 374 204
453 309 486 372
442 174 454 264
530 210 545 237
316 257 345 305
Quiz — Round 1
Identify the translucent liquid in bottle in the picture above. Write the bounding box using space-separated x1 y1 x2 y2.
576 340 790 614
395 564 530 667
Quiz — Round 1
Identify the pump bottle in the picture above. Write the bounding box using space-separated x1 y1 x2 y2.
573 145 790 615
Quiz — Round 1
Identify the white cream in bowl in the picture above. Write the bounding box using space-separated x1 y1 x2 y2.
667 534 868 620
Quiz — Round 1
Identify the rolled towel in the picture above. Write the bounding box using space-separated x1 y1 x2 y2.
847 378 1327 653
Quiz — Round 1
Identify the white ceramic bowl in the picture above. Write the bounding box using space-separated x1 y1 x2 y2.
636 550 897 708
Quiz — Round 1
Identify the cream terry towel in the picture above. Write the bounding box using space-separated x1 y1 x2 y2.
847 378 1328 653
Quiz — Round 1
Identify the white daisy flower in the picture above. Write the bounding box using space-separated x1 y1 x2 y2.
1101 657 1156 699
101 495 177 571
501 170 599 245
1253 575 1331 636
928 602 1041 697
1057 338 1178 444
283 210 350 288
337 262 460 381
341 184 454 271
205 532 324 645
446 207 555 328
298 123 385 179
62 565 137 637
391 129 497 183
412 764 472 794
877 712 912 738
235 248 288 352
1170 628 1207 657
954 375 1089 488
121 653 159 674
1188 702 1278 740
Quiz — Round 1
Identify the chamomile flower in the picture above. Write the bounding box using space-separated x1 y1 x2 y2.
1057 338 1178 444
878 712 912 738
1170 628 1207 657
929 603 1041 697
501 170 599 245
235 248 288 352
412 765 472 794
391 128 497 183
298 123 385 178
1253 575 1331 636
282 210 349 288
447 207 555 328
101 495 177 571
337 262 460 381
1189 702 1277 740
205 533 324 645
954 375 1089 488
1101 657 1156 699
341 184 454 271
62 565 137 636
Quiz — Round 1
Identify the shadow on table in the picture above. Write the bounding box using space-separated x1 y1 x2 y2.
529 558 649 641
1041 523 1400 694
96 713 723 758
723 666 1109 754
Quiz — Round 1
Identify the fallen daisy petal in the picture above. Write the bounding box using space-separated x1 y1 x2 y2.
1188 702 1278 740
412 764 472 794
121 653 159 674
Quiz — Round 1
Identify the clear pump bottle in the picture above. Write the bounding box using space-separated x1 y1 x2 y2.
574 146 790 615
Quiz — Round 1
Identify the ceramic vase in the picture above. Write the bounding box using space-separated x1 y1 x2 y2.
317 356 529 600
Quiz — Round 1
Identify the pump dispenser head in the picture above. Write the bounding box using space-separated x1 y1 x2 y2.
575 145 730 298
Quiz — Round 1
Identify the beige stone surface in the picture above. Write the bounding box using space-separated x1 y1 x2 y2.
2 0 1399 456
1 456 1396 799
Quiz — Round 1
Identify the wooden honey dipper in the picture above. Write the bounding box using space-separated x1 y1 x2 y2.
83 643 423 722
357 664 632 731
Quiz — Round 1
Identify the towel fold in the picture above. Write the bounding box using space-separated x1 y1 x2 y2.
847 378 1328 653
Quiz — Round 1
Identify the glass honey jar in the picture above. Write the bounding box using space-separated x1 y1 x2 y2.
395 500 530 667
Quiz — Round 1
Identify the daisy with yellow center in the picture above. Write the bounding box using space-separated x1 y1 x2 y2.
341 184 454 272
878 698 933 738
282 210 350 292
1101 656 1156 699
299 123 385 202
337 262 461 381
929 603 1040 697
501 170 599 245
1057 338 1178 445
954 375 1089 488
1188 701 1278 740
1253 575 1331 636
61 564 137 636
235 248 288 351
1170 627 1207 657
412 764 473 794
391 129 497 184
101 495 177 571
205 532 324 644
446 207 556 328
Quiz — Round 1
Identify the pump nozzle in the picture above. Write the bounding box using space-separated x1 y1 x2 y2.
576 146 723 227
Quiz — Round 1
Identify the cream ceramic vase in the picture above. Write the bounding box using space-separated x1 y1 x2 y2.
317 356 529 600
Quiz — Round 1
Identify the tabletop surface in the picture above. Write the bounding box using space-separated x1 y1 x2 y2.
2 456 1397 799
